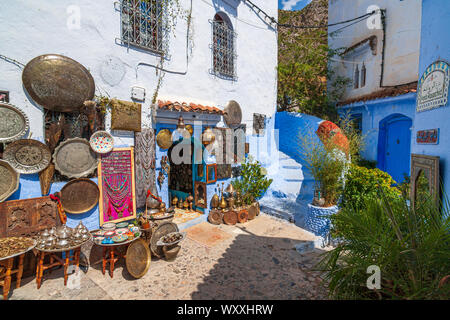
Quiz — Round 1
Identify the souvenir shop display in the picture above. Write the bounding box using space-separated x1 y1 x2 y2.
110 99 142 132
0 102 29 144
22 54 95 113
223 100 242 127
53 137 98 179
59 178 100 214
156 129 173 150
90 130 114 154
149 221 178 258
134 128 156 208
98 147 137 226
3 139 51 174
194 181 207 209
125 238 151 279
0 160 20 203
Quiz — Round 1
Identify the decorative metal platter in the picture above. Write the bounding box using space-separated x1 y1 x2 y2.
150 222 178 258
22 54 95 112
156 129 173 150
89 130 114 154
0 238 36 261
35 234 92 253
156 231 186 247
0 160 20 203
223 100 242 127
60 178 99 214
0 102 29 143
3 139 51 174
95 232 141 247
126 238 151 279
53 137 98 179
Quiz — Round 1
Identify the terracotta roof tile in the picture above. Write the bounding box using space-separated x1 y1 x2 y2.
157 100 225 115
337 82 417 106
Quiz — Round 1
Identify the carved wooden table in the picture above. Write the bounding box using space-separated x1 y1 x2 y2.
35 246 82 289
0 253 25 300
95 234 141 279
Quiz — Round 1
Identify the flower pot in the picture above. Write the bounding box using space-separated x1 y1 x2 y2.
141 221 150 229
305 203 339 238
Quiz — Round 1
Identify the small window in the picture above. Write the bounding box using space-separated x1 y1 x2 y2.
354 65 359 89
120 0 164 54
212 13 237 79
360 63 366 87
350 113 363 135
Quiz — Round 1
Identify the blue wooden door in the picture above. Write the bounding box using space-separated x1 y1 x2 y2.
385 118 411 184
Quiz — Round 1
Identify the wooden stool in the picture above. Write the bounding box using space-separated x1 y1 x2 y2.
35 248 81 289
0 254 25 300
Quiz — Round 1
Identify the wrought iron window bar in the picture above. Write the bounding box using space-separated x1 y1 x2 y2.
210 19 237 80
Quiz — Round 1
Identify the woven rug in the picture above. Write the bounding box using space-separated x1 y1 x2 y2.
172 208 203 225
185 222 232 247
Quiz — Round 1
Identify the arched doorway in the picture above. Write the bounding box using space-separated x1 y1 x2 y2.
377 114 412 184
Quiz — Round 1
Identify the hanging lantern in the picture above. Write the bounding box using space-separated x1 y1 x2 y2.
202 127 215 146
173 114 190 141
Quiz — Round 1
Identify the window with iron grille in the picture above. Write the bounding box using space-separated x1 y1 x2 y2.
119 0 164 54
211 14 237 79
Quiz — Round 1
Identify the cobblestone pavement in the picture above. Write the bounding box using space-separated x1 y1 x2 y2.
5 214 329 300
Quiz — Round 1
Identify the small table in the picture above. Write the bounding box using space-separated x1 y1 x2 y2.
95 234 141 278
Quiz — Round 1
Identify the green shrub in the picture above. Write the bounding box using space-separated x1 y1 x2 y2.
317 190 450 300
341 164 401 211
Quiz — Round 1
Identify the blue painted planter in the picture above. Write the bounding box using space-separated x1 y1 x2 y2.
305 203 339 238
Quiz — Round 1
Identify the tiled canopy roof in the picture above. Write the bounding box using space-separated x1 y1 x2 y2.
157 100 225 115
337 82 417 106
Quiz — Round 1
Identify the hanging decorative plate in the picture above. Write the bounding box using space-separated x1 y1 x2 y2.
156 129 173 150
110 99 142 132
0 102 29 144
60 178 100 214
150 222 178 258
53 137 98 179
126 238 151 279
223 100 242 127
3 139 51 174
22 54 95 112
0 160 20 203
89 130 114 154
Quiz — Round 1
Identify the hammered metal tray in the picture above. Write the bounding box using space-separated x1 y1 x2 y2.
150 222 178 258
223 100 242 127
0 238 36 262
60 178 100 214
53 137 98 179
22 54 95 112
0 102 29 144
156 129 173 150
35 234 92 253
3 139 51 174
125 238 151 279
0 160 20 203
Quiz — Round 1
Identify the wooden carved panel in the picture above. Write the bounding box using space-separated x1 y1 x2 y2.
0 196 60 238
410 154 440 208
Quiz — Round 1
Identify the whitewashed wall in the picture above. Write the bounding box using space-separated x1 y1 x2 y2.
328 0 421 100
0 0 278 144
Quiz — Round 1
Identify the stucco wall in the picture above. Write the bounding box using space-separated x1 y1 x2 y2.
412 0 450 202
328 0 421 100
0 0 277 230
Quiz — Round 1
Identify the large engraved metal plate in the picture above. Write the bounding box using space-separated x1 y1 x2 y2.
22 54 95 112
3 139 51 174
126 238 151 279
156 129 173 150
60 178 99 214
53 137 98 179
223 100 242 127
150 222 178 258
0 160 20 203
0 102 29 143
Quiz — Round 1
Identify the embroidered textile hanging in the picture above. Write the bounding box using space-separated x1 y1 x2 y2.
134 128 156 208
98 147 136 225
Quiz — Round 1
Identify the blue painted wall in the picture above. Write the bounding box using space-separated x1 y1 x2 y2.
412 0 450 203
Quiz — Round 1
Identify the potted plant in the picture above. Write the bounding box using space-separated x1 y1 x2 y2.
231 156 272 217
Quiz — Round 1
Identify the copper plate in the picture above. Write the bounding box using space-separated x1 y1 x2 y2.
150 222 178 258
126 238 151 279
3 139 51 174
156 129 173 150
223 100 242 127
110 99 142 132
53 137 98 179
60 178 99 214
0 160 20 203
0 102 29 144
22 54 95 112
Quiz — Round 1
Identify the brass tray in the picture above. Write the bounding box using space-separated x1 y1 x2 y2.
0 238 36 261
0 160 20 203
53 137 98 179
35 235 92 253
126 238 151 279
60 178 99 214
3 139 51 174
156 129 173 150
223 100 242 127
110 99 141 132
150 222 178 258
0 102 29 143
22 54 95 112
